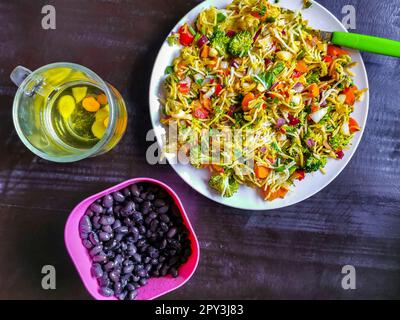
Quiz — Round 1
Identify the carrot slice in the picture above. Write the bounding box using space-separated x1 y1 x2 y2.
242 92 255 111
255 165 271 179
343 87 356 105
261 186 289 201
327 45 348 56
295 60 308 73
82 96 100 112
308 83 319 97
212 164 224 173
97 93 108 105
349 117 360 133
201 44 210 58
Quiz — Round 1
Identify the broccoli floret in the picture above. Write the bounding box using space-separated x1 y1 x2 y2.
228 31 253 57
304 155 327 173
208 172 239 197
209 30 230 56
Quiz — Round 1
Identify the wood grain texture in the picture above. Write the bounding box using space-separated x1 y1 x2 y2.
0 0 399 300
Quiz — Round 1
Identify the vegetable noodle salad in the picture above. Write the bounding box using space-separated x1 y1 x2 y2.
161 0 366 201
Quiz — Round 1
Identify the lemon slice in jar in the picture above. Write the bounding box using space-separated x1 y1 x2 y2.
58 95 76 119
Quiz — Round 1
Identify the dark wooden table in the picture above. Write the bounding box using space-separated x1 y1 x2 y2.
0 0 399 300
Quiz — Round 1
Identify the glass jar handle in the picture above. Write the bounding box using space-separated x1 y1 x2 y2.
10 66 32 87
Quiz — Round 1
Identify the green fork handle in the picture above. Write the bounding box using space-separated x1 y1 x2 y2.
332 32 400 57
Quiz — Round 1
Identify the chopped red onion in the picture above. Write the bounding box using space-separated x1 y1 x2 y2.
197 35 208 48
307 138 316 147
270 82 279 90
276 118 286 127
253 28 262 42
226 30 236 38
293 82 304 93
227 105 236 117
232 59 240 68
260 146 267 153
264 58 272 67
336 150 344 159
292 70 301 78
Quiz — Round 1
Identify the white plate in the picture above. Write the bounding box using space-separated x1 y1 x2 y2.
149 0 369 210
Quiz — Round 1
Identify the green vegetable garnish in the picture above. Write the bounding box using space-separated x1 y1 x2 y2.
209 29 230 56
228 31 253 57
208 172 239 197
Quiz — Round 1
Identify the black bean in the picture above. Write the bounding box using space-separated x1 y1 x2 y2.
128 290 137 300
98 274 110 287
126 283 136 291
167 227 177 238
134 197 143 203
90 203 103 214
138 225 146 235
121 203 135 217
122 187 131 197
139 278 147 286
90 245 103 257
91 263 103 278
102 195 113 208
112 191 125 203
85 209 94 218
114 282 123 295
170 267 178 278
91 216 101 230
99 232 111 242
116 226 129 234
115 233 124 241
82 239 93 249
160 222 169 232
112 219 122 229
100 287 114 297
160 265 169 276
158 205 169 214
117 291 128 300
123 265 134 274
132 212 143 222
89 233 100 246
154 199 166 207
130 184 140 197
104 261 115 271
79 215 92 238
109 270 120 283
93 253 107 263
105 207 113 215
132 253 142 263
159 214 170 223
102 225 113 234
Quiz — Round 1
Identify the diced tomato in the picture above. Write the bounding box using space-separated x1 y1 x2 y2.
242 92 255 111
178 24 194 46
311 104 320 113
349 117 360 133
292 70 302 78
343 87 357 105
293 169 305 181
327 45 348 57
295 60 308 73
194 107 209 119
215 84 223 96
288 114 300 126
323 56 333 63
178 82 190 94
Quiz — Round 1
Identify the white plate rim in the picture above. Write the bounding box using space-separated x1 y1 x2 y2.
149 0 370 210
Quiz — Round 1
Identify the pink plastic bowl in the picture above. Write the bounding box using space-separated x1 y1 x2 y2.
64 178 200 300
